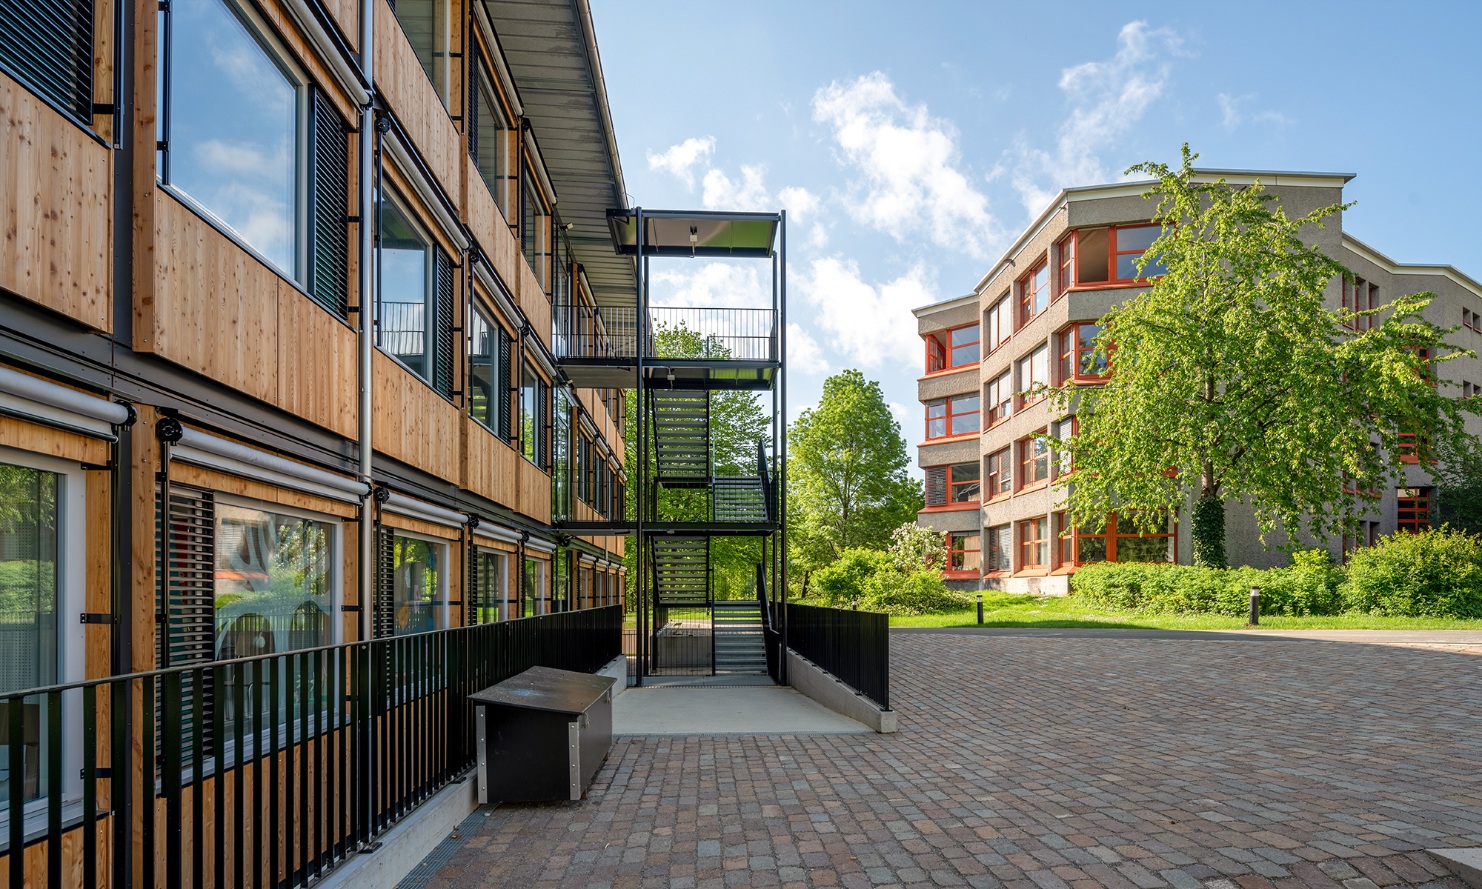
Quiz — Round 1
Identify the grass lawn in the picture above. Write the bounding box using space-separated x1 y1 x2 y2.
887 591 1482 631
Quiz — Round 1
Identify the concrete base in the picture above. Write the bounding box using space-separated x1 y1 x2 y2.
1429 848 1482 887
597 655 628 699
786 650 897 733
317 777 478 889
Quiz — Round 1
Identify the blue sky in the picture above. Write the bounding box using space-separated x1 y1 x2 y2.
589 0 1482 473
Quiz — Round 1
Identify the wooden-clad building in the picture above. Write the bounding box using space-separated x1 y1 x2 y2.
0 0 634 884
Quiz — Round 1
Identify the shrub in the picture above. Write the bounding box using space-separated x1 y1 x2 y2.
886 523 946 573
811 548 893 608
1341 526 1482 618
861 568 970 616
1069 549 1344 617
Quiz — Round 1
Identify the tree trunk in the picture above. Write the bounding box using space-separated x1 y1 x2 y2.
1191 493 1227 569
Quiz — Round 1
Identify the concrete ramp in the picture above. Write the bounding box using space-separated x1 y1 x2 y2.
613 685 870 735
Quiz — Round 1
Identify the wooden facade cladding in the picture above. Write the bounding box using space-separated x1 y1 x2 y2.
0 73 111 332
463 416 520 507
517 456 552 525
374 0 463 203
322 0 360 52
140 194 359 439
465 152 521 280
372 351 460 476
517 258 553 353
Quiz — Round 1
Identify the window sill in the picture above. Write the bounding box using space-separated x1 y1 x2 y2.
1013 568 1049 577
1016 397 1047 412
983 570 1011 579
1062 377 1109 387
1016 481 1049 495
920 503 980 513
985 493 1013 505
1063 281 1157 292
920 432 980 446
919 366 978 381
1051 566 1077 576
942 569 980 579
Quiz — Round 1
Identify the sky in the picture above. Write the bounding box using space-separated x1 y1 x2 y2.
588 0 1482 476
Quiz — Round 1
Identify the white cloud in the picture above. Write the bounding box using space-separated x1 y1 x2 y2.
786 323 828 375
888 401 909 423
812 73 998 259
1011 21 1185 214
646 136 715 189
649 261 770 310
796 256 935 369
701 165 771 211
1217 92 1293 132
776 186 820 220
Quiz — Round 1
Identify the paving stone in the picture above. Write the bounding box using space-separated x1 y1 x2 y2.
415 634 1479 889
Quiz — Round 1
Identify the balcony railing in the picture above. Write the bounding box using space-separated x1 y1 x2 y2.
0 606 621 889
553 304 778 363
785 603 890 710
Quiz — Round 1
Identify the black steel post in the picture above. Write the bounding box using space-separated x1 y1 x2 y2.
977 594 984 625
1249 586 1260 625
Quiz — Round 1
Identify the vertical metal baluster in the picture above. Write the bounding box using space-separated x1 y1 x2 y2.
83 685 98 889
214 664 226 889
8 697 23 889
233 665 245 889
312 647 323 878
284 654 297 884
298 651 309 881
191 670 204 889
161 675 182 889
142 674 156 889
252 661 265 889
268 655 281 889
45 690 62 888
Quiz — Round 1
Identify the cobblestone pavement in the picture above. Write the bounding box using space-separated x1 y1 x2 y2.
419 634 1481 889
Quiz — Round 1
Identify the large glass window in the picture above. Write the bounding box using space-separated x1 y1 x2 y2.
926 324 979 373
553 389 571 521
470 59 509 211
1112 225 1166 280
520 361 545 468
390 534 443 635
1018 435 1049 489
469 548 506 623
378 190 434 380
986 370 1012 426
1017 345 1049 408
522 171 551 290
985 295 1010 354
925 395 978 439
947 533 981 574
924 463 980 507
1070 511 1174 565
392 0 450 106
1058 323 1109 383
1397 487 1432 532
1018 261 1049 326
521 557 546 617
986 525 1012 574
986 448 1012 498
1018 517 1049 570
213 502 333 658
162 0 305 278
469 303 500 432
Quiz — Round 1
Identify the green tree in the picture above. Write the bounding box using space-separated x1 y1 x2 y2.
1436 436 1482 536
1052 145 1479 568
789 370 921 579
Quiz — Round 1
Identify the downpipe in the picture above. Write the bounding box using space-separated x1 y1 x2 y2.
357 0 377 643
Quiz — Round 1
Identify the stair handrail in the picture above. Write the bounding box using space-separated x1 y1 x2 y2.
755 561 773 632
756 440 775 524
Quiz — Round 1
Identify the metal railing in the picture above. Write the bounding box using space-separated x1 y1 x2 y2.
0 606 621 888
757 564 783 685
551 304 778 363
784 604 890 710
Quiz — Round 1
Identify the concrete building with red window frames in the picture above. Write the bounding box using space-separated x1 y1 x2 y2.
915 170 1482 594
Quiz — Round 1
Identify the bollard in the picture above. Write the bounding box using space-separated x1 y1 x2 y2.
977 594 984 625
1249 586 1260 626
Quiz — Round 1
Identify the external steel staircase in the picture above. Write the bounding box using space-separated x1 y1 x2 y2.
711 601 767 673
650 535 709 606
651 390 709 481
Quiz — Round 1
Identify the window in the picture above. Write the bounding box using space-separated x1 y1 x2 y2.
1056 233 1076 298
1056 225 1167 288
1342 277 1377 331
1018 260 1049 326
552 389 571 521
1017 345 1049 408
468 53 512 214
1464 307 1482 333
1341 521 1381 563
1057 323 1109 383
214 500 335 657
985 295 1011 353
986 447 1012 498
926 325 980 373
1018 517 1049 570
1110 225 1166 281
1052 417 1077 477
392 0 450 106
376 531 445 637
1018 434 1049 490
469 301 514 437
522 557 547 617
1054 511 1074 568
925 395 979 439
522 170 551 291
986 525 1012 574
378 188 455 395
1067 511 1174 565
986 370 1013 426
946 533 981 575
467 548 507 623
1397 488 1431 533
520 361 547 468
157 0 347 309
925 463 980 508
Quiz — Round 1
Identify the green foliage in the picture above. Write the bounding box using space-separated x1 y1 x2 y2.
1341 526 1482 618
1435 436 1482 536
1070 549 1344 617
1053 144 1480 555
809 547 967 616
1190 494 1226 569
789 370 921 574
887 522 947 573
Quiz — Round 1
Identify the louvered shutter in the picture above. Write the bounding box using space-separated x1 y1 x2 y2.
466 547 480 625
156 485 216 758
497 328 513 441
433 248 456 397
466 57 480 161
373 528 396 639
925 466 947 507
0 0 94 119
308 88 351 317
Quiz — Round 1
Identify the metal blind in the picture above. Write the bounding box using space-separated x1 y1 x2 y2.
497 328 513 441
925 466 947 507
156 485 216 757
433 248 455 397
309 88 351 317
0 0 94 120
373 528 396 639
466 546 480 625
466 55 480 161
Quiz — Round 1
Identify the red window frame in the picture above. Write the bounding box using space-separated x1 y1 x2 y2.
985 524 1012 574
1018 517 1049 570
1397 488 1431 532
945 532 982 577
925 394 979 440
1017 433 1049 490
1017 260 1049 327
1056 323 1110 385
986 370 1012 426
985 447 1012 499
985 295 1011 354
925 323 980 373
924 463 981 508
1052 416 1078 478
1341 277 1376 331
1017 345 1049 410
1056 232 1076 298
1061 511 1176 567
1109 225 1165 283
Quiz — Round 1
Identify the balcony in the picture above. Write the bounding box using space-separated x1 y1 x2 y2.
553 304 779 390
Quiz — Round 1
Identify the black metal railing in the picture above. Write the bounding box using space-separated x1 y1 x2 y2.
551 304 779 364
757 564 783 685
0 606 621 888
784 604 889 710
756 441 776 523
